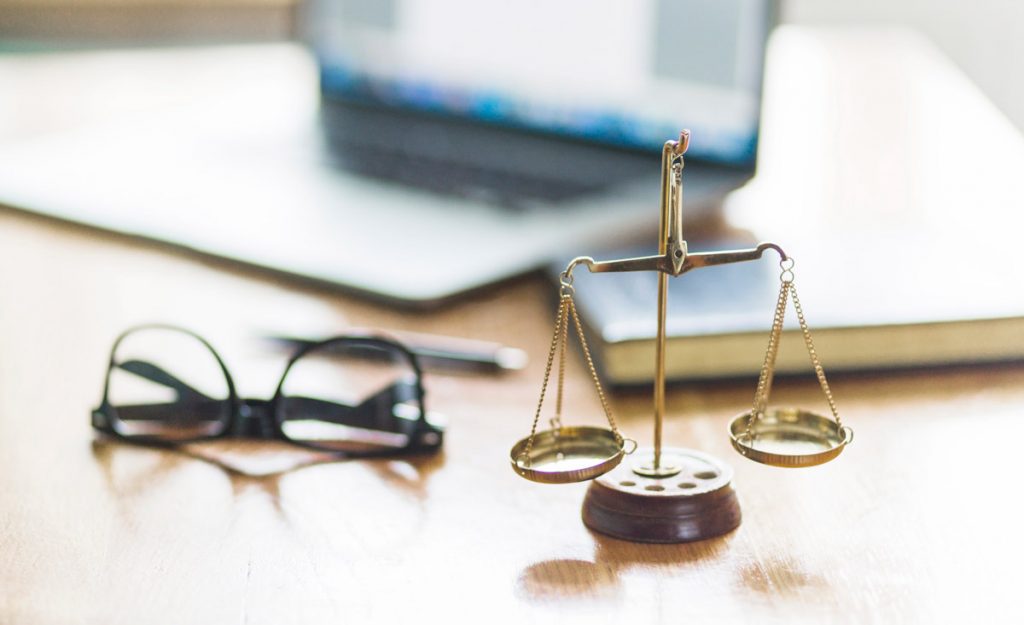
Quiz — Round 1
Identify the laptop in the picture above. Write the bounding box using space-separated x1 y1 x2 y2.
0 0 775 306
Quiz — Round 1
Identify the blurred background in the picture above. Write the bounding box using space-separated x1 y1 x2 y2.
2 0 1024 382
2 0 1022 132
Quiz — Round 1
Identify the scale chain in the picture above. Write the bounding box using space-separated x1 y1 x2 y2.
519 291 625 466
790 282 842 427
520 295 569 464
746 277 788 440
568 297 622 443
762 278 788 409
553 287 570 430
745 259 842 439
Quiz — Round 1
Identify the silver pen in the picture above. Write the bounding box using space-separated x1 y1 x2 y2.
265 330 527 374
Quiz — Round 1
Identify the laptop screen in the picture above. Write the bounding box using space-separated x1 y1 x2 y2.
306 0 773 166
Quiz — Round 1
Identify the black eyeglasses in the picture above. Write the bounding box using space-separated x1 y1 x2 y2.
91 325 443 457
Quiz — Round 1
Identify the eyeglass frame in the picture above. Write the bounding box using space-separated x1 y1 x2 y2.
91 324 444 457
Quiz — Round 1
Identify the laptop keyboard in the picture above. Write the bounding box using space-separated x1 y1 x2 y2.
335 145 600 208
321 99 658 209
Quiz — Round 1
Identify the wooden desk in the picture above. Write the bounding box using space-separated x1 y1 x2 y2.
3 28 1024 624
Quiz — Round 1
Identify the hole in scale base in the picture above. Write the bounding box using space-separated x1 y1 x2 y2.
694 471 718 480
678 482 697 489
619 481 636 487
644 485 665 492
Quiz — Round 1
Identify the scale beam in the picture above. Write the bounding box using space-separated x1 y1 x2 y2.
563 241 787 280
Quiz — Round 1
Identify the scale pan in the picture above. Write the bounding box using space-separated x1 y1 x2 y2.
510 426 628 484
729 408 853 468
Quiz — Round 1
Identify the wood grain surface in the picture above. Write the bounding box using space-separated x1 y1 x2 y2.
3 28 1024 625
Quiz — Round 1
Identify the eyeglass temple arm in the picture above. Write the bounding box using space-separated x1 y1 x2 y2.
109 394 401 428
103 376 437 438
114 360 215 402
93 361 219 428
101 400 226 422
282 381 437 432
102 387 411 425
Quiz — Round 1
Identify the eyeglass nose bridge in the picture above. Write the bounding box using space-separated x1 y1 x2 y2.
232 399 275 439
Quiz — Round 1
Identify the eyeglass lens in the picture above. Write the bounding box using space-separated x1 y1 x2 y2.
277 340 422 452
106 327 231 441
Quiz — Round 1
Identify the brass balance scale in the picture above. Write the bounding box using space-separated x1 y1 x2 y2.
510 131 854 543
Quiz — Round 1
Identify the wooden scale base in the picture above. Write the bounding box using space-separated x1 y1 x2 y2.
582 447 740 543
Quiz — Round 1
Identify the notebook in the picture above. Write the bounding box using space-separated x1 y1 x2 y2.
565 229 1024 385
